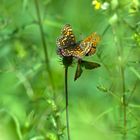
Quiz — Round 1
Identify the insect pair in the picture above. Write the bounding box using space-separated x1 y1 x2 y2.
56 24 100 80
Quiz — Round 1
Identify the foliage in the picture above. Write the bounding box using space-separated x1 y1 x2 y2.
0 0 140 140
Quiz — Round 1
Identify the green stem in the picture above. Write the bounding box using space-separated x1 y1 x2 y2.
112 24 127 139
34 0 54 89
34 0 61 139
120 64 127 138
34 0 49 66
65 66 70 140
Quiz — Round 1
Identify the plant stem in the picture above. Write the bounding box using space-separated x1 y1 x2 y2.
65 66 70 140
34 0 61 139
34 0 49 67
119 37 127 140
34 0 54 89
120 64 127 138
112 24 127 139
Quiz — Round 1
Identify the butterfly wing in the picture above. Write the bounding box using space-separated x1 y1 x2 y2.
71 32 100 58
86 47 96 56
74 60 83 81
57 26 100 58
74 60 100 81
86 33 100 56
59 34 94 58
81 60 100 69
90 32 100 47
59 33 100 58
56 24 76 48
60 44 90 58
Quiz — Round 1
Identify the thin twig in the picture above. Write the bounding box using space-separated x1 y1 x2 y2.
120 64 127 138
65 66 70 140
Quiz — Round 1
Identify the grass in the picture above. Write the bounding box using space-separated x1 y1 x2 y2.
0 0 140 140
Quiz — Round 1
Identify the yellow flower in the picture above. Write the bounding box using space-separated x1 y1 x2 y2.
92 0 101 10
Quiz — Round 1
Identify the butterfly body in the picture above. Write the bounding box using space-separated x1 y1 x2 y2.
56 24 100 59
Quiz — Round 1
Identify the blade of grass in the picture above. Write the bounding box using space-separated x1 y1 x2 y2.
34 0 61 139
112 24 127 139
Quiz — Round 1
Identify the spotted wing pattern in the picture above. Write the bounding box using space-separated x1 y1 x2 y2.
60 33 100 58
85 33 100 56
60 44 90 58
56 24 76 48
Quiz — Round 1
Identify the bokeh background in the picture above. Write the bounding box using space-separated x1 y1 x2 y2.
0 0 140 140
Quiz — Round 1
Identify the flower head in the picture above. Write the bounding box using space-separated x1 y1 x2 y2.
92 0 101 10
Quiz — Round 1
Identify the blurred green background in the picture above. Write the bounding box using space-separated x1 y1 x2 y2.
0 0 140 140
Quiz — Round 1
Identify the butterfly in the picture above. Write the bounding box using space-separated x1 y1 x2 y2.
74 60 100 81
56 24 100 58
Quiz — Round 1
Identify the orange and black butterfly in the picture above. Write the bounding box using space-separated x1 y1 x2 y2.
56 24 101 80
56 24 100 58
